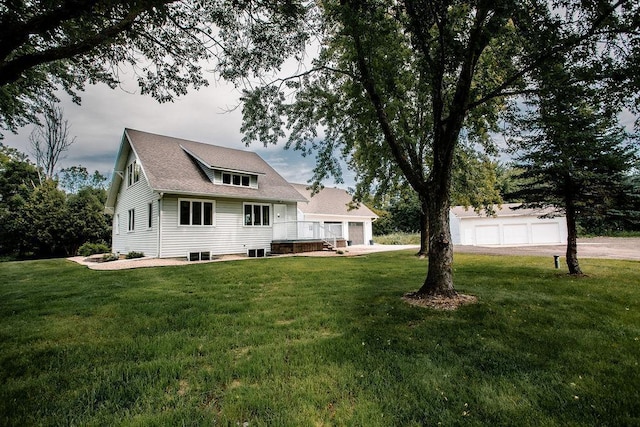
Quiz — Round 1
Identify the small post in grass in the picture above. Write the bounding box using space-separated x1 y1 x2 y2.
554 255 560 269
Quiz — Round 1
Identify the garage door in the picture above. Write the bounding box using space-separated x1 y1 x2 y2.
531 223 561 244
348 222 364 245
503 224 528 245
475 225 500 245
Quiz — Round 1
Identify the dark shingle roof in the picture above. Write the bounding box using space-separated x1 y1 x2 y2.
108 129 306 205
292 184 378 219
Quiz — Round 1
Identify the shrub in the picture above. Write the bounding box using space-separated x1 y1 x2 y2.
125 251 144 259
78 242 110 257
101 253 119 262
374 232 421 245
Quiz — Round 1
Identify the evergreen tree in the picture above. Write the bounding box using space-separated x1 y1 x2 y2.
510 65 638 274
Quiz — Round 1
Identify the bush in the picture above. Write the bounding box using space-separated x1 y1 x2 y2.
125 251 144 259
374 232 421 245
78 242 110 257
102 253 119 262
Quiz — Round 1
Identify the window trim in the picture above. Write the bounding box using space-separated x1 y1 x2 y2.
178 198 216 227
243 203 271 227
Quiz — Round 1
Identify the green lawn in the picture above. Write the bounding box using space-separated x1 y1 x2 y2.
1 252 638 426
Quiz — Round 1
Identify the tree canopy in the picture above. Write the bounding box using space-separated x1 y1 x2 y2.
0 0 310 135
238 0 640 297
0 145 110 258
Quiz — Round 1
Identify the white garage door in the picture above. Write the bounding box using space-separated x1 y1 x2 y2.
531 223 561 244
475 225 500 245
503 224 528 245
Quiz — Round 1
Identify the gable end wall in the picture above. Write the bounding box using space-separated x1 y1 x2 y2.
111 151 159 257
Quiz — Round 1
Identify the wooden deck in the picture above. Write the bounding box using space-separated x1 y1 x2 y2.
271 239 347 254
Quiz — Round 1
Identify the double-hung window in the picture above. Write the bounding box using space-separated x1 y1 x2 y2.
127 160 140 187
179 199 214 226
244 203 270 226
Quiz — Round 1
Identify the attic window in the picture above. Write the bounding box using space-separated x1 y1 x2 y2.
127 160 140 187
222 172 251 187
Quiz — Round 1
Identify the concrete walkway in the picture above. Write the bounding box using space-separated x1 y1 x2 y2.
68 244 421 271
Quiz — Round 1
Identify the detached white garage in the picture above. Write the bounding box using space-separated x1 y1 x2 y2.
450 204 568 246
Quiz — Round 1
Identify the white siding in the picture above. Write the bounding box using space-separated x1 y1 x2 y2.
159 196 296 258
112 151 159 256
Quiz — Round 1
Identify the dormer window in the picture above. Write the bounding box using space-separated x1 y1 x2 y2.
221 172 253 188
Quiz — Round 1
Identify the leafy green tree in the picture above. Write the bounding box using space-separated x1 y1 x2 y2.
509 64 638 275
1 0 309 135
59 165 108 194
239 0 639 297
0 144 39 256
21 179 68 257
0 146 111 257
63 187 111 256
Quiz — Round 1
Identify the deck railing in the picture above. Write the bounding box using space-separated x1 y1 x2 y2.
272 221 343 247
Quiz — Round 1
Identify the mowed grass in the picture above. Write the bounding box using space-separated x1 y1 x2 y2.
1 252 639 426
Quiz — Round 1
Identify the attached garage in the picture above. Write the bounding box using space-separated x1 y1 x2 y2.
450 204 567 246
292 184 378 246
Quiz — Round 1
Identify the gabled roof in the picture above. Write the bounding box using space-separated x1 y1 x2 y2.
451 203 561 218
292 184 378 219
106 129 306 211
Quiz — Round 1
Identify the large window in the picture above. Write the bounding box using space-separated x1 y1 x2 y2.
244 203 270 226
128 209 135 232
127 160 140 187
179 199 214 226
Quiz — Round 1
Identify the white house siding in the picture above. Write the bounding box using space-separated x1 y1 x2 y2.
158 196 296 258
451 214 568 246
112 152 159 256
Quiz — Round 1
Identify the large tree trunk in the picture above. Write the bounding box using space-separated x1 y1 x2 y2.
417 195 429 258
416 189 456 297
565 198 582 275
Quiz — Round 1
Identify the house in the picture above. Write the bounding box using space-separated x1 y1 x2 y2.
105 129 313 259
450 203 568 246
292 184 378 246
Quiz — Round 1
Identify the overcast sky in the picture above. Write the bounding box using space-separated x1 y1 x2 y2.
4 74 353 189
4 71 637 191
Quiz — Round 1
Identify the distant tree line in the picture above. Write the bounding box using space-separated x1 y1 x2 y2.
0 144 110 259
